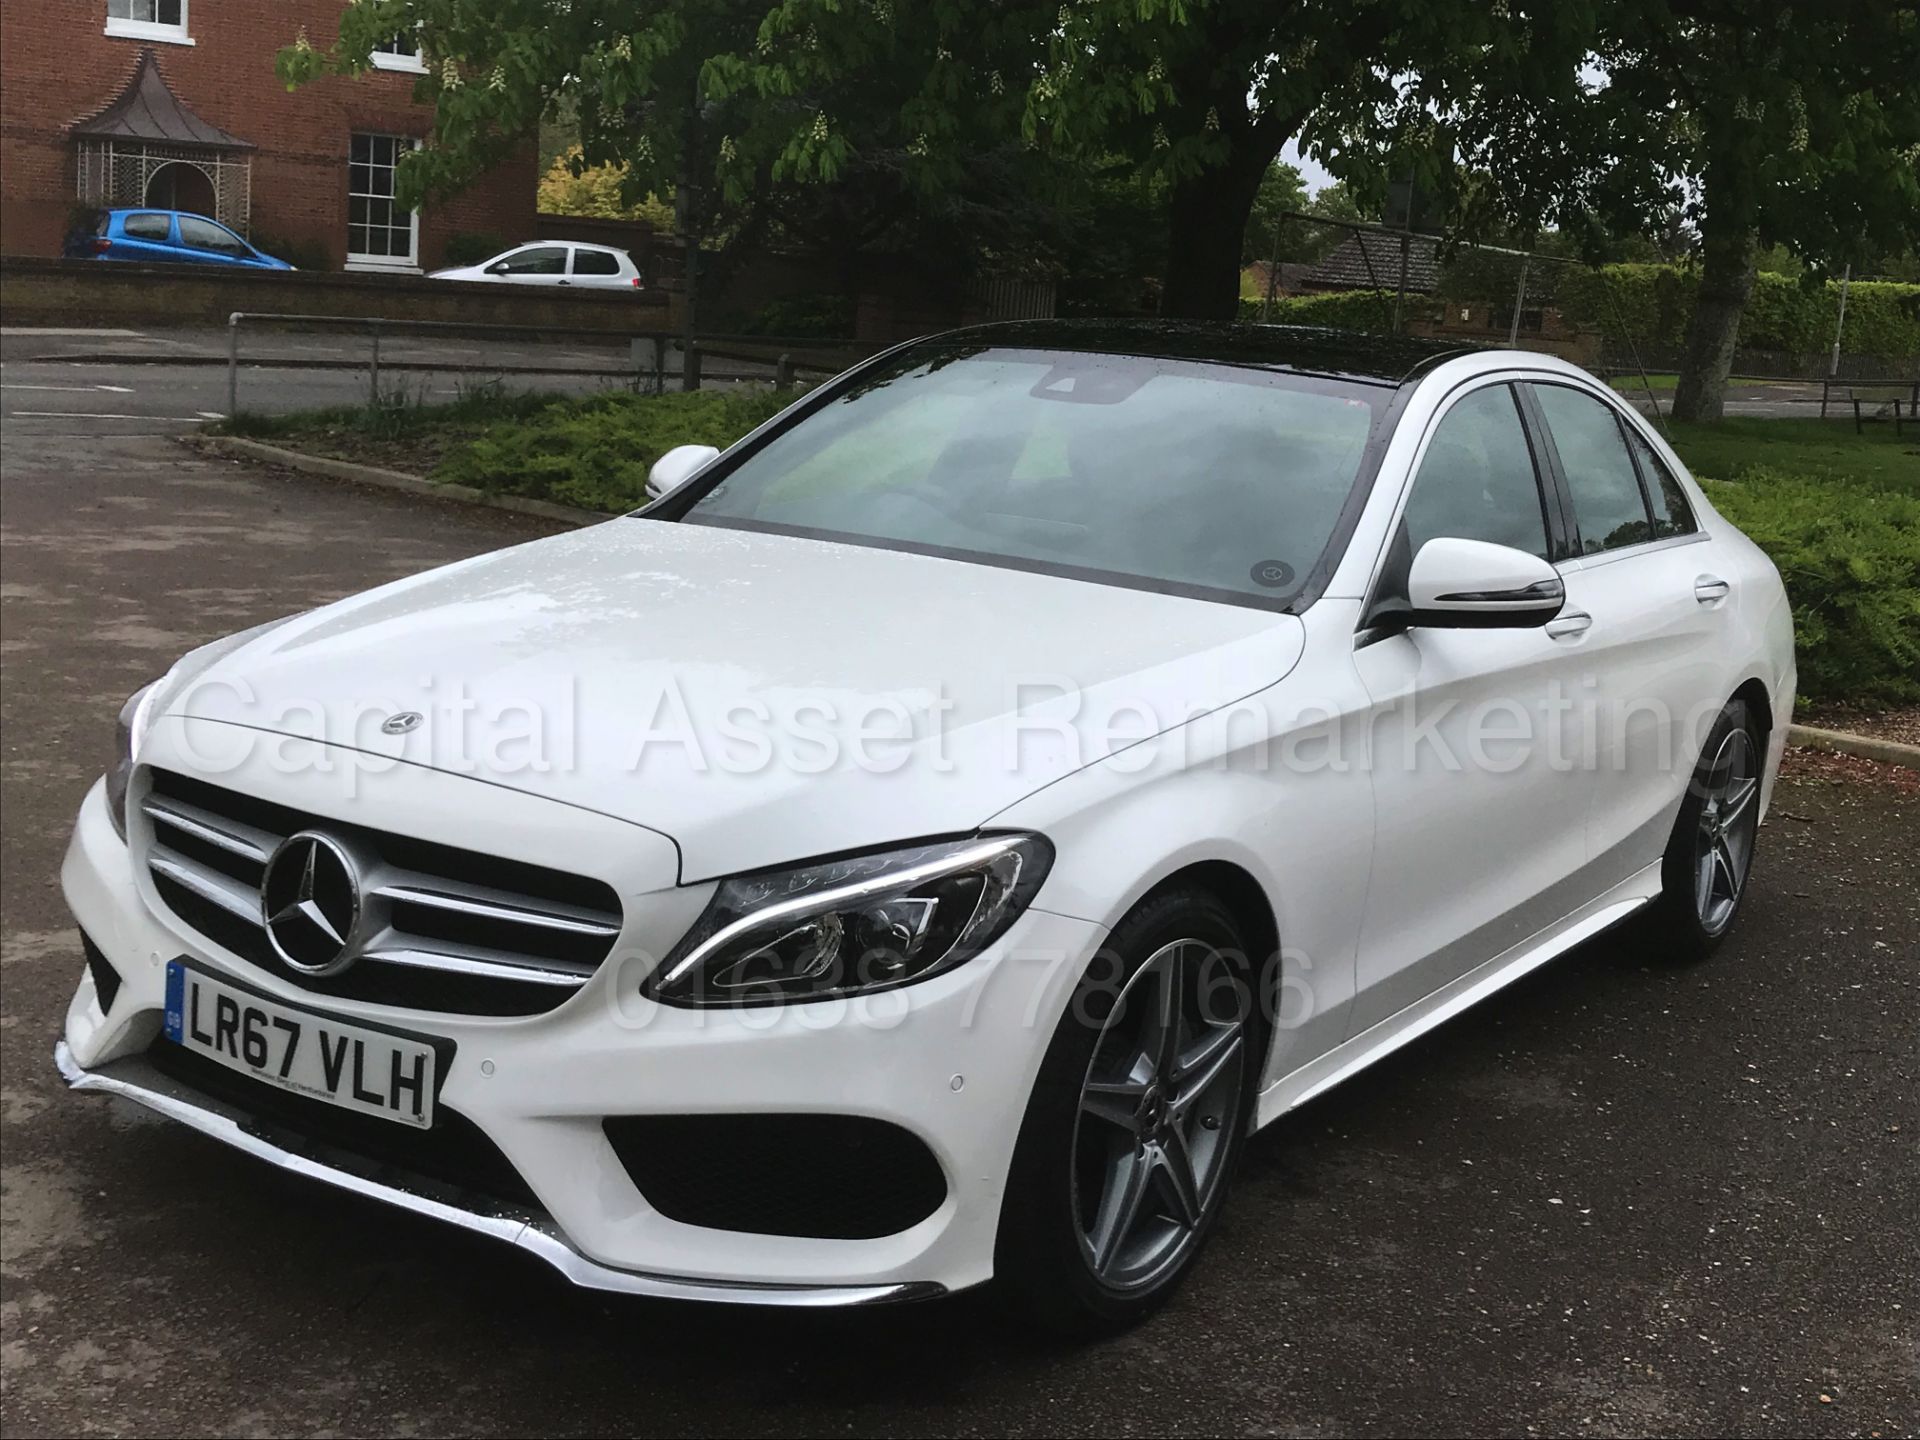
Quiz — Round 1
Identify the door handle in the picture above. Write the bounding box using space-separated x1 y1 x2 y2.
1694 575 1731 604
1545 608 1593 640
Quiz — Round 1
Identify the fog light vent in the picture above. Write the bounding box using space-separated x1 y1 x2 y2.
81 931 122 1012
602 1113 947 1240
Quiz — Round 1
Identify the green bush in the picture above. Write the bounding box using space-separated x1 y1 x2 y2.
431 388 796 511
734 293 855 338
248 231 331 272
444 231 507 267
1703 469 1920 703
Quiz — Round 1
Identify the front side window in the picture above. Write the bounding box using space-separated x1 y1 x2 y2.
493 246 568 276
347 134 418 269
571 248 621 276
672 344 1386 607
122 212 172 241
179 215 249 256
1531 384 1653 554
106 0 188 39
1400 384 1552 562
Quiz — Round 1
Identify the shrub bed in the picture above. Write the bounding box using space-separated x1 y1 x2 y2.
1707 474 1919 704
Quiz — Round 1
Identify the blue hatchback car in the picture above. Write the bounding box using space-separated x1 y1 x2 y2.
65 209 294 270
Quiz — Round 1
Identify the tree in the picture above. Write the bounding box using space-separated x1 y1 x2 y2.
1242 162 1310 266
1442 1 1920 419
280 0 1588 323
538 148 675 230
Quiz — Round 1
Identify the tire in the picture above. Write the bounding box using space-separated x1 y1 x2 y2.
1650 697 1764 963
994 886 1263 1337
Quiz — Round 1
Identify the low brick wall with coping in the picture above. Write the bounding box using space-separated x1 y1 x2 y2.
0 255 670 333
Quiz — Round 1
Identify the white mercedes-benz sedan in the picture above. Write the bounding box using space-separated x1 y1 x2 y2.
57 322 1794 1333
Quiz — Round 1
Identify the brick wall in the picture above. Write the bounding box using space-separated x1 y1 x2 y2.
0 1 534 267
0 255 669 330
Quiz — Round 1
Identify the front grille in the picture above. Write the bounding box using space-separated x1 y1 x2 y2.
147 1037 538 1209
141 768 623 1017
603 1114 948 1239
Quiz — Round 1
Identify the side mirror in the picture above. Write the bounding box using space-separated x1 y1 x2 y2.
646 443 721 501
485 261 509 275
1406 537 1565 629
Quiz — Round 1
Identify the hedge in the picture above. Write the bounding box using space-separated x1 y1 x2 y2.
1555 267 1920 362
1236 290 1401 330
1704 469 1920 703
1244 269 1920 364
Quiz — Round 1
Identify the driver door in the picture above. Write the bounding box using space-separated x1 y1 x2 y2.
1348 380 1598 1033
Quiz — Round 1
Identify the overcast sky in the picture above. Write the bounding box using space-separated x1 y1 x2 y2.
1280 138 1336 195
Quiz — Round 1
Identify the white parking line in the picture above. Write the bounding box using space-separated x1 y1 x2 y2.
1 384 121 393
9 411 208 422
0 327 147 337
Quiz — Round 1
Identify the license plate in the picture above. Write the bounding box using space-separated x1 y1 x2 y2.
164 962 438 1129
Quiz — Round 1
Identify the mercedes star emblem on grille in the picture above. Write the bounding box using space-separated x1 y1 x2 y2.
381 711 424 735
261 831 364 976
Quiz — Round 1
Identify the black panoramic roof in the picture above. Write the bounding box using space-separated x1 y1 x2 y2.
928 319 1479 385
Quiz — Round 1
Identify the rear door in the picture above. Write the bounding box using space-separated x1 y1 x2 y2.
565 246 631 288
1521 381 1731 891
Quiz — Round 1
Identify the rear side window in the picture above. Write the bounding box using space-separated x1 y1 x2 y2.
123 213 171 241
1401 384 1552 561
1622 427 1698 538
1532 384 1653 554
570 248 621 275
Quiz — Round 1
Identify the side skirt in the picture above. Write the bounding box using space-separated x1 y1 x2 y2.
1254 861 1663 1128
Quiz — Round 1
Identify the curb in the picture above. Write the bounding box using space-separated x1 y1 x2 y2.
1786 724 1920 772
194 434 607 528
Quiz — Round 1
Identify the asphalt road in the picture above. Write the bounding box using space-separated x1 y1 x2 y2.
2 425 1916 1437
0 324 800 435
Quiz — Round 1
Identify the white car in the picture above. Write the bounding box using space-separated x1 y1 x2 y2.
57 323 1794 1333
429 240 642 289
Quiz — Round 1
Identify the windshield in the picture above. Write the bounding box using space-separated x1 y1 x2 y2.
675 344 1389 606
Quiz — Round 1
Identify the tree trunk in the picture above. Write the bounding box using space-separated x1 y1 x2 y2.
1160 151 1271 321
1670 176 1757 423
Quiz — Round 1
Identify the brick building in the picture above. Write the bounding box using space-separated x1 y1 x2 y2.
0 1 535 270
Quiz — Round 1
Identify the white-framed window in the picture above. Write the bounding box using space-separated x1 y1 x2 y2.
346 133 421 272
369 35 427 74
105 0 193 45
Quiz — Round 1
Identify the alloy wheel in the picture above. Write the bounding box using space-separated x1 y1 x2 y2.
1694 726 1760 935
1070 938 1247 1292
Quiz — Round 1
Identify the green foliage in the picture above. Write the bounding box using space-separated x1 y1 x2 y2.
248 230 331 271
1238 290 1402 331
1664 420 1919 702
444 231 507 266
1555 268 1920 362
733 294 853 337
1704 470 1920 703
431 388 794 510
538 147 675 228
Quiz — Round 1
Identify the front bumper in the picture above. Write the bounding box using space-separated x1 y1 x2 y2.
59 775 1103 1301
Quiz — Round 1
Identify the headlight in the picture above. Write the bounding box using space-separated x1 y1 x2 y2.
105 681 161 842
645 834 1053 1007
